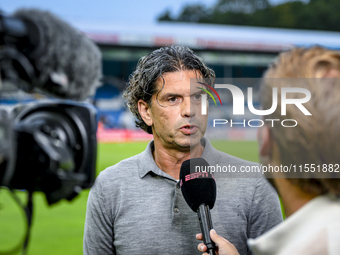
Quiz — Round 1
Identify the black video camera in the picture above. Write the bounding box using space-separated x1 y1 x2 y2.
0 100 97 205
0 8 101 206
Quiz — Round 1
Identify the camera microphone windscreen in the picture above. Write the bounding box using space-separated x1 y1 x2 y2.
9 8 102 100
180 158 216 212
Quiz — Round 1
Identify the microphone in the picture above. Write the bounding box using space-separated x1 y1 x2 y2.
0 8 102 100
180 158 217 255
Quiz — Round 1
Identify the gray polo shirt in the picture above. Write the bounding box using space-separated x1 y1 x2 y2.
84 138 282 255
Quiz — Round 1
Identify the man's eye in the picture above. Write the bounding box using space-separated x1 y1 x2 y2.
168 97 177 102
192 94 202 100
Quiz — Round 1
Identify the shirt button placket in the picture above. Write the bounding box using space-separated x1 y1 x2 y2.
173 182 181 216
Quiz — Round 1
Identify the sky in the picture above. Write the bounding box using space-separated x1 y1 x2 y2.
1 0 294 25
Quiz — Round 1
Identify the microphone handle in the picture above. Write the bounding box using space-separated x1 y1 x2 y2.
197 203 216 255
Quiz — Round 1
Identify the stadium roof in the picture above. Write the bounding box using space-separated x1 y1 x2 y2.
72 21 340 53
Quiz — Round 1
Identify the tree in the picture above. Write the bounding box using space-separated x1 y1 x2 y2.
176 4 211 22
157 0 340 32
214 0 270 13
157 9 173 22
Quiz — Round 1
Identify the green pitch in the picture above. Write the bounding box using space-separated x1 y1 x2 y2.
0 141 259 254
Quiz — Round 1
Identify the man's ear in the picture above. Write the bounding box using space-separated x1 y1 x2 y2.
138 99 153 126
258 125 272 158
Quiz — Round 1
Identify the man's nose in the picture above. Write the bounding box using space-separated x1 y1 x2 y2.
181 97 196 117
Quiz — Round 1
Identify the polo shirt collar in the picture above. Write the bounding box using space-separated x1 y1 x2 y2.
138 137 220 179
200 137 220 166
138 140 160 179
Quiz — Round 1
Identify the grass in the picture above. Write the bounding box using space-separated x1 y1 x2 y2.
210 140 259 163
0 141 261 254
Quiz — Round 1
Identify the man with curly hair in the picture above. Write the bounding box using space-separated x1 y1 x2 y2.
197 47 340 255
83 45 282 255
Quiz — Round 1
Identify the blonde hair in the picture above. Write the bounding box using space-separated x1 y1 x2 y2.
262 46 340 195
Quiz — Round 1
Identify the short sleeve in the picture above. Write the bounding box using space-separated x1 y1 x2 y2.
83 175 115 255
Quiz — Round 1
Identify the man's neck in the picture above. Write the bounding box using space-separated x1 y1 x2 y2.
275 178 319 217
152 141 204 180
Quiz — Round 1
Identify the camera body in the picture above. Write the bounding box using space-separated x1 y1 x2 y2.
0 100 97 204
0 8 101 205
